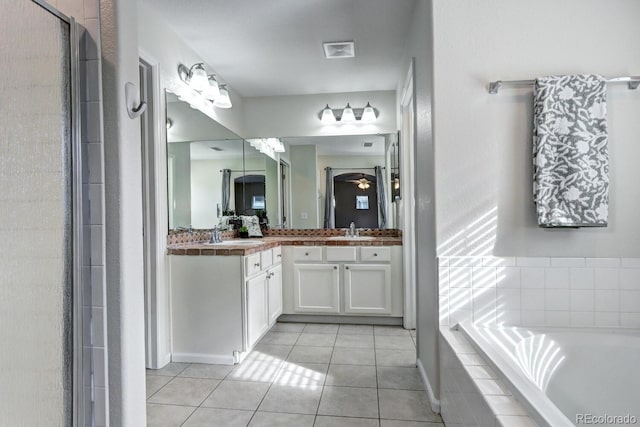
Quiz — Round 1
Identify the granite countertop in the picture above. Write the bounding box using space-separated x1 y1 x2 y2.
167 235 403 256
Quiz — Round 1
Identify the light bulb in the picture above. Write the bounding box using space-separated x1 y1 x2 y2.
320 104 336 124
214 85 232 108
341 103 356 123
188 63 209 91
361 102 377 123
204 75 220 100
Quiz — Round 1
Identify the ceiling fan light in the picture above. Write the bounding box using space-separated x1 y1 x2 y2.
204 74 220 100
214 85 232 108
320 104 336 124
188 63 209 91
361 102 377 123
341 103 356 123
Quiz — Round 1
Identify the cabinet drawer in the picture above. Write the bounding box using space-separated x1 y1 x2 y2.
326 247 357 262
245 253 262 277
293 247 323 261
261 249 273 269
360 247 391 262
272 246 282 263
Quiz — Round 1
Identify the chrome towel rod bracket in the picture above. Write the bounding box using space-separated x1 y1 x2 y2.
488 76 640 94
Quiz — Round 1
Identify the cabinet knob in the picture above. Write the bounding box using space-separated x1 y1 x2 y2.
345 266 349 270
333 266 337 270
254 263 260 267
305 252 309 256
374 253 378 256
277 254 282 258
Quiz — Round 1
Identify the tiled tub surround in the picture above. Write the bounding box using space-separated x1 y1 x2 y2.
440 328 537 427
439 257 640 329
442 322 640 427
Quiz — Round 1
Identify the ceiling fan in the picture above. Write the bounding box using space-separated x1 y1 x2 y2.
347 177 372 190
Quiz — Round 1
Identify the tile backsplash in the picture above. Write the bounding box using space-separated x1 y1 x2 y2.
439 256 640 329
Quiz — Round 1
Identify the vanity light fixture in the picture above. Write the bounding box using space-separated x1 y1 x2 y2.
247 137 285 161
341 103 356 123
204 75 220 101
361 102 376 123
177 63 232 109
317 102 379 124
214 85 232 109
187 63 209 91
320 104 337 124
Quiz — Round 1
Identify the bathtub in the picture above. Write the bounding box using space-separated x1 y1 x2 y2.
458 321 640 427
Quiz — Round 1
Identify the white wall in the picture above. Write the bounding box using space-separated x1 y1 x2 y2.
397 0 439 402
101 0 147 424
243 90 396 138
432 0 640 258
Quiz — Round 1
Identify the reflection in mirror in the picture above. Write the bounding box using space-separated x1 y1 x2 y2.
390 132 400 201
166 91 244 229
279 134 398 229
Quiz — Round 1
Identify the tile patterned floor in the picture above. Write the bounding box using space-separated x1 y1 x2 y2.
146 323 444 427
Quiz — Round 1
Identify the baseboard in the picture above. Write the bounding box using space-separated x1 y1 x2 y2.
161 352 171 367
171 352 235 365
278 314 403 325
417 358 441 414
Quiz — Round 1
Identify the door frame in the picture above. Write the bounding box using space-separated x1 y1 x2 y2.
401 59 417 330
139 51 170 369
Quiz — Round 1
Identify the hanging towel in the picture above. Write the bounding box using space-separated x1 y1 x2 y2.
533 74 609 227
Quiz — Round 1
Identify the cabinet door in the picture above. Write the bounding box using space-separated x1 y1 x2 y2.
246 272 269 348
293 264 340 313
344 264 392 314
267 264 283 325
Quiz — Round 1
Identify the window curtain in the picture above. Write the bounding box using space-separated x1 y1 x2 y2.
221 168 231 212
375 166 387 228
324 167 334 228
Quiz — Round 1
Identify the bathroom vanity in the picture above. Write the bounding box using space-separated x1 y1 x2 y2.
167 232 402 364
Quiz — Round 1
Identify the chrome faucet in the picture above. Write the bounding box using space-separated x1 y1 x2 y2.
346 221 359 237
210 226 222 243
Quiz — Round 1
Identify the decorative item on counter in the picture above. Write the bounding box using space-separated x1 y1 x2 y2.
256 209 269 231
238 226 249 238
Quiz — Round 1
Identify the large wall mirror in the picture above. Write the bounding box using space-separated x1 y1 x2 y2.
166 90 399 231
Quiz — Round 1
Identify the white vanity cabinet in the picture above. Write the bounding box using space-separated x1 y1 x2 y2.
169 246 283 365
293 263 340 313
282 245 403 317
246 271 269 349
344 264 392 314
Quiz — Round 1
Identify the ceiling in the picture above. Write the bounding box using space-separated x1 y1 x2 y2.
141 0 417 97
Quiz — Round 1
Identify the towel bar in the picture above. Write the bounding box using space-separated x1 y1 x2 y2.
488 76 640 94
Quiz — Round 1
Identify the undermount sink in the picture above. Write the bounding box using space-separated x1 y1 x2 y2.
206 240 262 245
327 236 376 241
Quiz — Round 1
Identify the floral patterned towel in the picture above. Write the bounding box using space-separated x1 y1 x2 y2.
533 75 609 227
240 215 263 237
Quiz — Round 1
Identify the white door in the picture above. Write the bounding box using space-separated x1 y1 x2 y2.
267 264 283 324
344 264 392 314
293 264 340 313
246 272 269 348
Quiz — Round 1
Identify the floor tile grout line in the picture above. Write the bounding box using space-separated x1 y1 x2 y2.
244 340 295 426
373 332 381 422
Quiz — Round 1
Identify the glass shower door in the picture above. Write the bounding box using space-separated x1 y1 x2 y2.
0 1 78 425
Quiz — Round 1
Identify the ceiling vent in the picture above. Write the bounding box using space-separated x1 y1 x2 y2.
362 142 373 148
323 41 355 59
210 147 223 151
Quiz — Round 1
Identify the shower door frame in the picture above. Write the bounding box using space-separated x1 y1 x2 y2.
30 1 85 426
